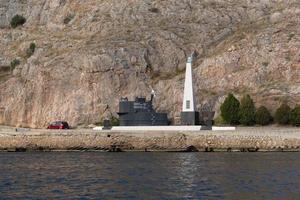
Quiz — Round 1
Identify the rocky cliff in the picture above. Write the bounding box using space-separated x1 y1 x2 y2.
0 0 299 128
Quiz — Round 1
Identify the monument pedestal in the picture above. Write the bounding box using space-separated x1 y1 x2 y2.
181 111 199 125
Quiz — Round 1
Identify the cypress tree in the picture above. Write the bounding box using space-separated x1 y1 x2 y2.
255 106 273 126
239 94 256 126
220 93 240 125
290 105 300 126
275 103 291 125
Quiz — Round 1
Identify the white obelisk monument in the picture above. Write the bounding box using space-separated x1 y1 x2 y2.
181 55 199 125
182 56 195 112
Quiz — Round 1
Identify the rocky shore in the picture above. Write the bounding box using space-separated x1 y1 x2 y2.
0 126 300 152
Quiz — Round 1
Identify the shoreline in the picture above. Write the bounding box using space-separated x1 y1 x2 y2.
0 127 300 152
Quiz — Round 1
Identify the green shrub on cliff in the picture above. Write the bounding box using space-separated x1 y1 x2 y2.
149 8 159 13
10 15 26 28
26 42 36 58
220 93 240 125
275 103 291 125
10 59 20 72
255 106 273 125
290 105 300 126
111 116 120 126
239 94 256 126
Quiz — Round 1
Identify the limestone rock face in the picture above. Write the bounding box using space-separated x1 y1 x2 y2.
0 0 299 128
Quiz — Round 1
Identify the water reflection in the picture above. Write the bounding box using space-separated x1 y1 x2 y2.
0 152 299 199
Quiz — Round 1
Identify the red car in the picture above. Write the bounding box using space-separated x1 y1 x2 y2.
47 121 70 129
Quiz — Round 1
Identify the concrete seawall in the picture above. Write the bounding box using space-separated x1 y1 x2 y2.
0 127 300 152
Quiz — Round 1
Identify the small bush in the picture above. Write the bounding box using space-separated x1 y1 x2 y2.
262 61 269 67
10 15 26 28
255 106 273 125
26 42 36 58
239 94 256 126
220 93 240 125
149 8 159 13
290 106 300 126
111 116 120 126
10 59 20 72
275 103 291 125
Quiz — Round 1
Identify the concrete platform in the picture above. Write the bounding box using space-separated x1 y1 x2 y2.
93 126 236 131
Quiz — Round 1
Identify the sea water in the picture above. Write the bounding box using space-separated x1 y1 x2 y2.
0 152 299 199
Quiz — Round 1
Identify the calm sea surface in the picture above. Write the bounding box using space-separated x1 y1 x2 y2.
0 152 299 200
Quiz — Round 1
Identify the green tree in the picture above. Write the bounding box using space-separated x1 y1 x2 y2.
275 103 291 125
239 94 256 126
290 105 300 126
10 15 26 28
255 106 273 125
220 93 240 125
